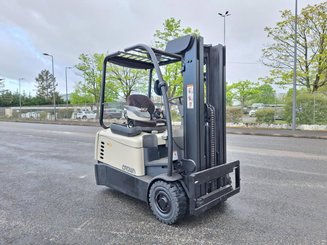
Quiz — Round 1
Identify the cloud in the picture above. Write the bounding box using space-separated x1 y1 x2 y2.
0 0 325 94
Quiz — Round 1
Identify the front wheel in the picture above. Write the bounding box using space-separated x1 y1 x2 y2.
149 181 188 225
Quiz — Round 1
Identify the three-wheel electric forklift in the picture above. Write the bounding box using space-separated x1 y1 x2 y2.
94 35 240 224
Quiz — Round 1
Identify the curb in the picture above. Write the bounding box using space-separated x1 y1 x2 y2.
227 131 327 140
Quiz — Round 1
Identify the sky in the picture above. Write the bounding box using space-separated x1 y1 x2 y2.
0 0 325 95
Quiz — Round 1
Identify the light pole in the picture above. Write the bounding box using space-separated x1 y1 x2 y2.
65 66 73 107
218 11 231 46
43 53 56 120
292 0 298 131
18 78 24 112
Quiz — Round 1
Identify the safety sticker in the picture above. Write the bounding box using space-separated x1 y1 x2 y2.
173 151 178 161
187 84 194 109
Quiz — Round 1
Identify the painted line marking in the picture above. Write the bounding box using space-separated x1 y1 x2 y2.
76 218 94 231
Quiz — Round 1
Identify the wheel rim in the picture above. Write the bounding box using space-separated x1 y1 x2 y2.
155 190 171 214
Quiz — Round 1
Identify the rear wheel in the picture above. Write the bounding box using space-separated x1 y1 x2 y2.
149 181 188 224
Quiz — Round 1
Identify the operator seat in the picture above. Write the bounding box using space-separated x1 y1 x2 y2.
125 94 166 133
127 94 155 120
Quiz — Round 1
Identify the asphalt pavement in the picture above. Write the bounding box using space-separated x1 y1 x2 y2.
0 122 326 244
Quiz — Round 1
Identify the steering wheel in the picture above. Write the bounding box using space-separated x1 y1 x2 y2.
168 96 183 105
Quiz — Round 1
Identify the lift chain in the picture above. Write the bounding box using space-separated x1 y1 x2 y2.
206 104 216 167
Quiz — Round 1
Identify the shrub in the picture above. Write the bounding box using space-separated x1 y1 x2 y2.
226 107 242 123
57 109 74 119
255 108 275 124
11 110 21 119
171 109 181 122
39 111 48 120
284 92 327 124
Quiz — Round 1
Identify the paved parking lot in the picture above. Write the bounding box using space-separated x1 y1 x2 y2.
0 122 326 244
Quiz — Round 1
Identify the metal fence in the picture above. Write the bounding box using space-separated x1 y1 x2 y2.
1 92 327 128
0 101 162 122
0 103 125 121
0 107 5 117
227 92 327 127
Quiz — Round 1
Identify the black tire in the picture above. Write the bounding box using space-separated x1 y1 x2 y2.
82 115 87 120
149 181 188 225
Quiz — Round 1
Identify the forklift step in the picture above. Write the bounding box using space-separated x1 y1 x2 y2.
145 157 168 167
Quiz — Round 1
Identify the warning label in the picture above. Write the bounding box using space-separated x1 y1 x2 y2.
187 84 194 109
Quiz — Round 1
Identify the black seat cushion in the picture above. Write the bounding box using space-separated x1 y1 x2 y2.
141 125 166 133
127 94 155 117
110 124 142 137
133 120 156 128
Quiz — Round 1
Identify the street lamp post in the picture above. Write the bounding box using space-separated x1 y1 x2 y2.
65 66 73 107
43 53 56 120
292 0 298 131
18 78 24 112
218 11 231 46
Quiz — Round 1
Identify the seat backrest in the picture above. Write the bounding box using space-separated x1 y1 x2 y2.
127 94 155 116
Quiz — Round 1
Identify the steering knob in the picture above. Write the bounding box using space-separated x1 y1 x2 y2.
154 79 167 96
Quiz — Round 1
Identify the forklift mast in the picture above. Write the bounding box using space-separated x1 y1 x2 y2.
164 35 236 206
169 36 227 170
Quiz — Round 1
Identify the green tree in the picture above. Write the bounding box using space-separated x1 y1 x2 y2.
154 18 200 98
75 53 104 105
74 53 119 112
9 91 19 106
229 80 259 109
70 88 95 105
284 90 327 124
108 66 147 102
22 92 46 106
0 90 14 106
251 84 276 104
0 79 13 107
226 83 234 106
262 2 327 92
35 69 56 103
0 79 4 93
319 84 327 94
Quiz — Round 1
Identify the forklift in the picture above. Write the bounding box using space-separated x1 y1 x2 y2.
95 35 240 224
